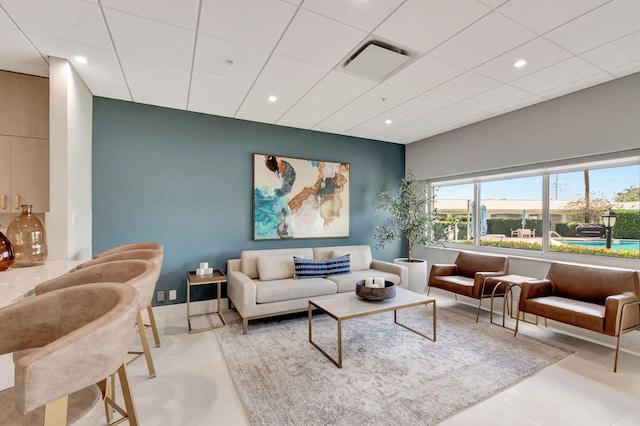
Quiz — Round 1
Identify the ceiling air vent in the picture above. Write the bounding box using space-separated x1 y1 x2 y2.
342 40 412 82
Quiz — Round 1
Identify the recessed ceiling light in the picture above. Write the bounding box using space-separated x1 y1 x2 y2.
267 95 278 103
513 59 527 68
74 56 88 64
384 119 393 125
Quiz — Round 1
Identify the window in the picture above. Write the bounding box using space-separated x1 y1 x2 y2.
480 176 542 251
430 159 639 260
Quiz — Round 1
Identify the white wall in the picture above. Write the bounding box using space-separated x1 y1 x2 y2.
407 72 640 180
47 57 92 260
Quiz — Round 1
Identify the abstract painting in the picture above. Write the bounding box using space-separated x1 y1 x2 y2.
253 154 350 240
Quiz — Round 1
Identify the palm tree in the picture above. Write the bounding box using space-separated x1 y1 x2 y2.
583 170 590 223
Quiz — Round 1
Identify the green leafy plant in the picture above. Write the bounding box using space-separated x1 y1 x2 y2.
373 172 435 262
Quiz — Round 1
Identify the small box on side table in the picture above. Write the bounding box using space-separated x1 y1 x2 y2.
187 269 227 333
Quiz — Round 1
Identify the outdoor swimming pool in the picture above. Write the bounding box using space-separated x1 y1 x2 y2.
563 239 640 251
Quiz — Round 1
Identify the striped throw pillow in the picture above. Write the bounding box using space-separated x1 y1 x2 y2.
325 254 351 276
293 257 327 279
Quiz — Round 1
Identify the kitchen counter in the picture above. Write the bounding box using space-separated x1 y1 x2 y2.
0 260 84 308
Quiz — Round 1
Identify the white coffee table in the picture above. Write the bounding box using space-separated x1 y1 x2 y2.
308 287 436 368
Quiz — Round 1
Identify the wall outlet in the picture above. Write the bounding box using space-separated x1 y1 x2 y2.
157 291 165 302
169 289 177 301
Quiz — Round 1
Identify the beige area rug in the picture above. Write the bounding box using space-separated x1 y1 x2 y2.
217 304 572 425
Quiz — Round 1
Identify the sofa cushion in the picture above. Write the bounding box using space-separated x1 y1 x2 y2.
257 254 295 281
523 295 606 333
294 257 327 279
255 278 337 304
241 248 313 279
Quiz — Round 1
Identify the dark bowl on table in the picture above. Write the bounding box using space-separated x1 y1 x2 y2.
355 280 396 301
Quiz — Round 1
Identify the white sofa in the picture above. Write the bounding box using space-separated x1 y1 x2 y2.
227 245 408 334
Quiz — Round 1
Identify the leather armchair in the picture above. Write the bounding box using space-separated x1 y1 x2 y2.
428 251 509 321
517 262 640 372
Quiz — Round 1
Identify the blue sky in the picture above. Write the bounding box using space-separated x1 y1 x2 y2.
438 165 640 201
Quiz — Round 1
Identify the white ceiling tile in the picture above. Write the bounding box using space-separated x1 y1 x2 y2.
276 9 366 68
277 95 354 129
545 0 640 54
385 55 466 93
580 30 640 72
426 72 501 103
302 0 404 32
0 58 48 77
608 59 640 78
347 112 414 140
1 0 111 49
478 0 509 8
307 70 377 102
194 34 270 81
486 94 545 115
235 83 304 124
188 70 251 117
375 0 490 53
257 54 328 92
199 0 296 51
312 103 381 134
283 0 302 5
352 84 417 112
27 33 121 80
497 0 609 35
430 12 537 69
510 57 604 94
101 0 200 30
537 72 614 99
119 54 190 110
84 76 130 101
388 95 451 119
105 9 195 66
425 104 484 125
473 37 573 83
0 27 47 65
0 7 17 28
377 115 447 141
460 84 538 111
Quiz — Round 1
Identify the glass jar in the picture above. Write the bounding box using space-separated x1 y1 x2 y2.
6 205 47 267
0 230 14 271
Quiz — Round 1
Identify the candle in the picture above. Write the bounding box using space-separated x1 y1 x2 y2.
365 278 375 288
374 277 385 287
200 262 209 270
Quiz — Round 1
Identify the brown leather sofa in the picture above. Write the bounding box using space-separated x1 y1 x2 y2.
517 262 640 372
428 251 509 321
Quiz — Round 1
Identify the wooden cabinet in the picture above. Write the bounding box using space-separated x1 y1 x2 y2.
0 71 49 213
0 136 49 213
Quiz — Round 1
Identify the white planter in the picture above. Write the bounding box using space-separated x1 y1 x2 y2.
393 258 428 294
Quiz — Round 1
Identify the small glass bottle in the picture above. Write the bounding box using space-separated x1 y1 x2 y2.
0 230 14 271
6 204 47 267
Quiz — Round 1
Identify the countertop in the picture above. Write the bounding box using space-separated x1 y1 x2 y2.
0 260 84 308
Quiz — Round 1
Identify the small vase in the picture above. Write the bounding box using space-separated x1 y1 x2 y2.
0 230 14 271
6 205 47 267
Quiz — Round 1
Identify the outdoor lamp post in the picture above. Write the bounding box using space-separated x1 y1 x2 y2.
600 208 618 249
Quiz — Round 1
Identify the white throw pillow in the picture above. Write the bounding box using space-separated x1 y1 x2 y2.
257 254 296 281
332 247 371 271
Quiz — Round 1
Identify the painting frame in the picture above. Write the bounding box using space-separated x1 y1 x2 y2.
253 153 350 240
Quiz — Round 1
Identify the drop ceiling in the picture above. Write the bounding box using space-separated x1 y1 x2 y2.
1 0 639 144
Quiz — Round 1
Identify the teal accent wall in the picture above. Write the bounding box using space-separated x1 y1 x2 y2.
92 98 405 305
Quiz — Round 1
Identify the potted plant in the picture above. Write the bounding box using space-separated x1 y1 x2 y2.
373 172 435 293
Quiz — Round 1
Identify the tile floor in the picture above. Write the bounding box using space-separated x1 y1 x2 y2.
3 291 640 425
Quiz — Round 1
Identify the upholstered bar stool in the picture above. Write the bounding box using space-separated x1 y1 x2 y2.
35 260 159 379
0 283 140 426
94 242 164 259
72 249 164 348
